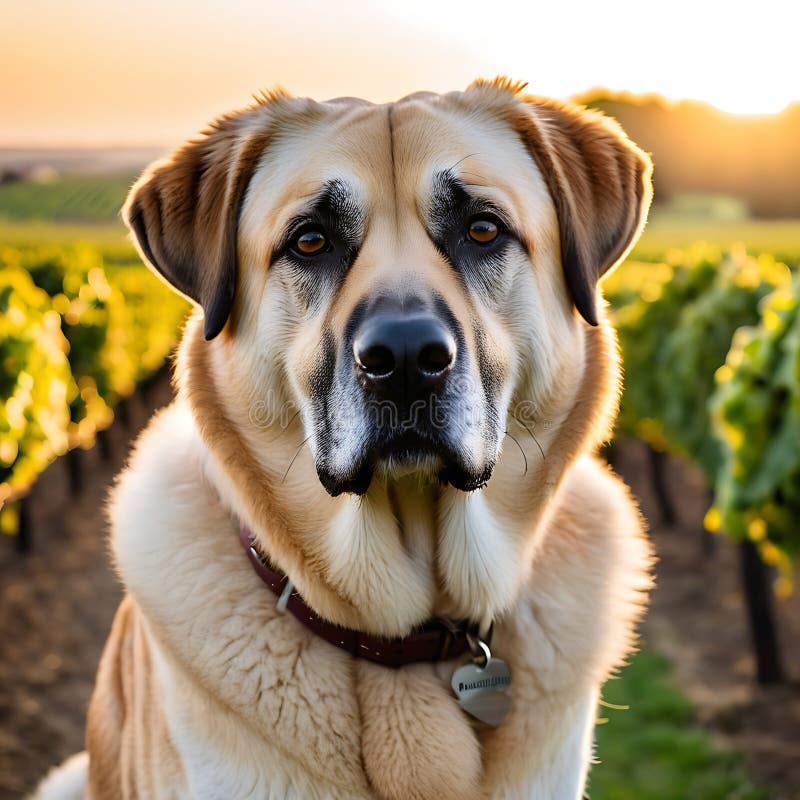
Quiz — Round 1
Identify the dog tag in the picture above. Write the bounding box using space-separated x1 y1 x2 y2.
451 656 512 727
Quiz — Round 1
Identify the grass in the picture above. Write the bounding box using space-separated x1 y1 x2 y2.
592 650 769 800
0 174 135 222
0 221 137 266
634 213 800 267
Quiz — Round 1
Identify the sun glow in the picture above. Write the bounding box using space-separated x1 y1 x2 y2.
0 0 797 145
694 92 793 117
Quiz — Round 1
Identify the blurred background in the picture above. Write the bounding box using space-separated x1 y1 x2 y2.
1 1 798 798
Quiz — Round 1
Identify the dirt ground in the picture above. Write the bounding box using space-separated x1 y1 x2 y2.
0 377 798 799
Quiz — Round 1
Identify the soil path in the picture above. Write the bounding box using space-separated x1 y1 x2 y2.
0 380 797 799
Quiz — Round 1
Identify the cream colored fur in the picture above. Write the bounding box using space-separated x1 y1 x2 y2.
34 81 653 800
88 391 649 800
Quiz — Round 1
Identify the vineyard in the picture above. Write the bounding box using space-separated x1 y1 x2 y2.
605 244 799 683
609 245 797 557
0 236 188 543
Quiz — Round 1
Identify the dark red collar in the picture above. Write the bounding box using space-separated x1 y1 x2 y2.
239 526 472 668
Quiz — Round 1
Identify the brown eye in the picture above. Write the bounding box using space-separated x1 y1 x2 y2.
292 228 328 255
467 217 500 244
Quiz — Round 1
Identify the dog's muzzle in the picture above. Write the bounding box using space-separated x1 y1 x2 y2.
314 293 494 496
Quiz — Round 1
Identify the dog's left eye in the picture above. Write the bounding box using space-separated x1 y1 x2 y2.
291 227 329 256
467 216 501 244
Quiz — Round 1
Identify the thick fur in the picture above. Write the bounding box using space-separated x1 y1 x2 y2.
35 79 653 800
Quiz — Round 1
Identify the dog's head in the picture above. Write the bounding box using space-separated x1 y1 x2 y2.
124 80 651 505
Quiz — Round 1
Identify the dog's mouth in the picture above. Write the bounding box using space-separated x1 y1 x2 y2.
316 429 493 497
377 430 439 464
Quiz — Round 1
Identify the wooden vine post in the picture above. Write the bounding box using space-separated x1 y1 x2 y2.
738 539 785 684
646 444 676 526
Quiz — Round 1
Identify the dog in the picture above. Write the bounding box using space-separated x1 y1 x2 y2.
34 78 653 800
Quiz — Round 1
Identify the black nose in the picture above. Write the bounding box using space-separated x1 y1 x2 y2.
354 312 456 399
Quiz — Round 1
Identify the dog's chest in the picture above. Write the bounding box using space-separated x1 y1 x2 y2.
111 408 648 800
146 575 595 800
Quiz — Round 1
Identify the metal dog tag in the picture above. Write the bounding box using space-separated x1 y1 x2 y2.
451 642 512 727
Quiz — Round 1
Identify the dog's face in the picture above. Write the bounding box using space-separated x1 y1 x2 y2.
237 92 572 498
125 81 651 501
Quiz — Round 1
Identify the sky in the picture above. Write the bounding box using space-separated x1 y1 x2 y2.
2 0 798 147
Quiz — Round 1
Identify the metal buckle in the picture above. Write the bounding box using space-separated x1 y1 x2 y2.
435 618 494 667
465 621 494 667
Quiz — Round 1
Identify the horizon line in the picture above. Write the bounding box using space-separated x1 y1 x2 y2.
2 90 798 151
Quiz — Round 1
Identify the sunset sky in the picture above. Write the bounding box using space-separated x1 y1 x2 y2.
2 0 798 146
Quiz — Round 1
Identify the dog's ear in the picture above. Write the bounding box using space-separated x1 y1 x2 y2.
122 111 272 340
511 99 653 325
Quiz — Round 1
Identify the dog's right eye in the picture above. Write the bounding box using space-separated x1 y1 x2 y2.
291 227 329 256
467 215 501 244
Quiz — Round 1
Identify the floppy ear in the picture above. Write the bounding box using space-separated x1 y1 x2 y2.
510 99 653 325
122 111 272 340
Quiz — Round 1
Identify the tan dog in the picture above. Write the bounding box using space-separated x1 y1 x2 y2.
35 78 653 800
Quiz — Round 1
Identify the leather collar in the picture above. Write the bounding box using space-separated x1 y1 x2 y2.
239 525 473 668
